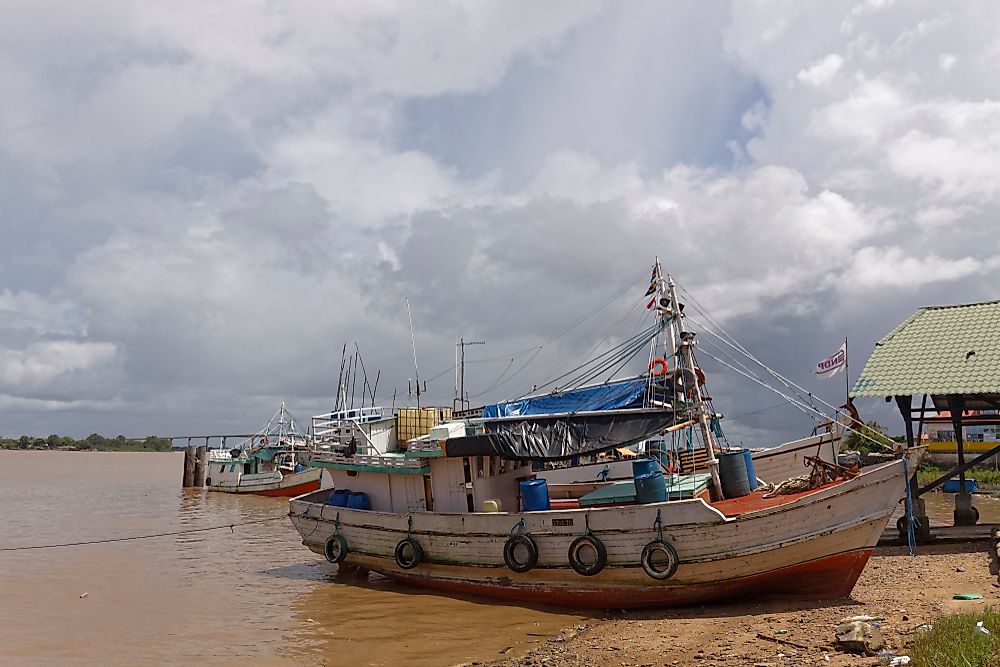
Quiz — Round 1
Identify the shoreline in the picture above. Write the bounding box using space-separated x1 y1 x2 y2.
470 541 997 666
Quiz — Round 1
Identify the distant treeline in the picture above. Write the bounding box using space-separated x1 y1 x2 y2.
0 434 173 452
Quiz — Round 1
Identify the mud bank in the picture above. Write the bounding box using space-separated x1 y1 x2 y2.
469 542 997 667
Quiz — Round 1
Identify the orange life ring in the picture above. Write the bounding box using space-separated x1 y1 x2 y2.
649 358 669 376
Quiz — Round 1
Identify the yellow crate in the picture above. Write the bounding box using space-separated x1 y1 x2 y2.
396 407 453 442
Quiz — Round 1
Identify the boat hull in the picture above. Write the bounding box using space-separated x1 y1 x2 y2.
208 467 322 496
377 548 873 608
289 458 908 608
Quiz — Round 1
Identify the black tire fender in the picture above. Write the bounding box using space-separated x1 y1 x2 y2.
503 534 539 573
394 537 423 569
324 534 348 564
640 539 679 580
568 534 607 576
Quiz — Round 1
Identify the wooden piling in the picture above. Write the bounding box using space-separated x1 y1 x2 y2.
183 445 196 487
194 446 207 486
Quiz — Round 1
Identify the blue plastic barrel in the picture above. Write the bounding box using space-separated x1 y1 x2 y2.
718 450 751 499
942 478 978 494
742 449 759 491
327 489 351 506
634 470 667 503
346 491 371 510
520 479 551 511
632 457 659 479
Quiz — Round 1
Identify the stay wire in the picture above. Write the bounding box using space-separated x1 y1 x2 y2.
415 271 647 391
678 286 836 419
0 516 288 552
523 320 664 397
696 347 891 450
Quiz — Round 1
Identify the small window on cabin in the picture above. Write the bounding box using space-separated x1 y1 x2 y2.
220 464 226 474
230 464 236 473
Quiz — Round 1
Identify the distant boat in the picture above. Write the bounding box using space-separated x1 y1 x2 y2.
288 265 919 608
205 403 321 497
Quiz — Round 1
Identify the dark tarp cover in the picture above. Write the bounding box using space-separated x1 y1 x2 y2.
444 408 675 460
481 379 647 419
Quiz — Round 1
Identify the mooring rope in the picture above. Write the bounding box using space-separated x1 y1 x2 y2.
0 515 288 552
902 457 918 557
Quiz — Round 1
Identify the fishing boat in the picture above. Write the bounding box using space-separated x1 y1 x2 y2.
288 265 918 608
206 403 321 496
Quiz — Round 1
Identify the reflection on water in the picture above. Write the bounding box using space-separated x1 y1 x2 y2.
0 452 587 666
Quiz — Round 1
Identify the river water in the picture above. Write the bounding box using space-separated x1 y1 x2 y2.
0 451 586 666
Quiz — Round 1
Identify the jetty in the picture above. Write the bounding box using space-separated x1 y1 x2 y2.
853 300 1000 542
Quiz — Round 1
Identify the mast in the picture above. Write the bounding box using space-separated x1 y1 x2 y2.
454 337 486 411
406 298 422 408
665 273 724 500
844 336 850 407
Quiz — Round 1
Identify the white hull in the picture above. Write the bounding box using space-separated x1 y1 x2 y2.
207 467 322 495
289 456 910 608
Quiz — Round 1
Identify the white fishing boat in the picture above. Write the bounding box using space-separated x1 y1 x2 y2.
288 264 918 608
206 403 321 497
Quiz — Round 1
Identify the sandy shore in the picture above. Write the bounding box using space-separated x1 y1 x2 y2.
470 542 997 666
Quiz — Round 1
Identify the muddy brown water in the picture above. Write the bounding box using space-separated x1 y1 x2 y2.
0 451 586 666
922 488 1000 525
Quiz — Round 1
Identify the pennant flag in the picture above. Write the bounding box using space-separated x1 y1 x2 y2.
644 263 660 296
815 343 847 377
645 298 656 309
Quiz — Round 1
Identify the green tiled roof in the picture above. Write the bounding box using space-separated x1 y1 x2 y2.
851 300 1000 397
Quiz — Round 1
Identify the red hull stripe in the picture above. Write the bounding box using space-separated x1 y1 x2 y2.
254 480 321 497
378 549 873 609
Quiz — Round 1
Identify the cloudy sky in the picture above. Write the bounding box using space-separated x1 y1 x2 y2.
2 1 998 443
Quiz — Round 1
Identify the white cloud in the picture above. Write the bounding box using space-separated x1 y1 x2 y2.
0 340 122 399
795 54 844 86
843 247 996 289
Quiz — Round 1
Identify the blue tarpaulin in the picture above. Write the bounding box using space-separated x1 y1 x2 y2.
482 379 647 418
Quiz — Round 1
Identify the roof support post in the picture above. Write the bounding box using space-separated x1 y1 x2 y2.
948 395 977 526
895 395 914 449
894 394 930 541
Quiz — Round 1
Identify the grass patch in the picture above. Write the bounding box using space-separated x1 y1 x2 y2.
916 463 1000 489
907 608 1000 666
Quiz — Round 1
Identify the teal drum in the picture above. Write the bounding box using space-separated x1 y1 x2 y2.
634 470 667 504
742 449 759 491
631 458 659 479
519 479 551 511
718 450 751 499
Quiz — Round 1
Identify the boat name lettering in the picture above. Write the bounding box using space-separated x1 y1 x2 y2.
551 518 574 527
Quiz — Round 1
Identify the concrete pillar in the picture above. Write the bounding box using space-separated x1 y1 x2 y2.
183 445 196 487
949 396 977 526
955 491 978 527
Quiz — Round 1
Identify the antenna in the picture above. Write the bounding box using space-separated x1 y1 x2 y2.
454 337 486 411
406 299 421 408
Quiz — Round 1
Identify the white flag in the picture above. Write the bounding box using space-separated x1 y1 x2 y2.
815 343 846 377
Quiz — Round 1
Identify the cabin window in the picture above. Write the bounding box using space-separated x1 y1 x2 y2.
229 464 236 473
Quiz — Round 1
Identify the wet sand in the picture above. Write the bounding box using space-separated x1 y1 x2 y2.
476 541 998 666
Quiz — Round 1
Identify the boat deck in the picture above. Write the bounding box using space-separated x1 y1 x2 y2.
711 483 834 518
